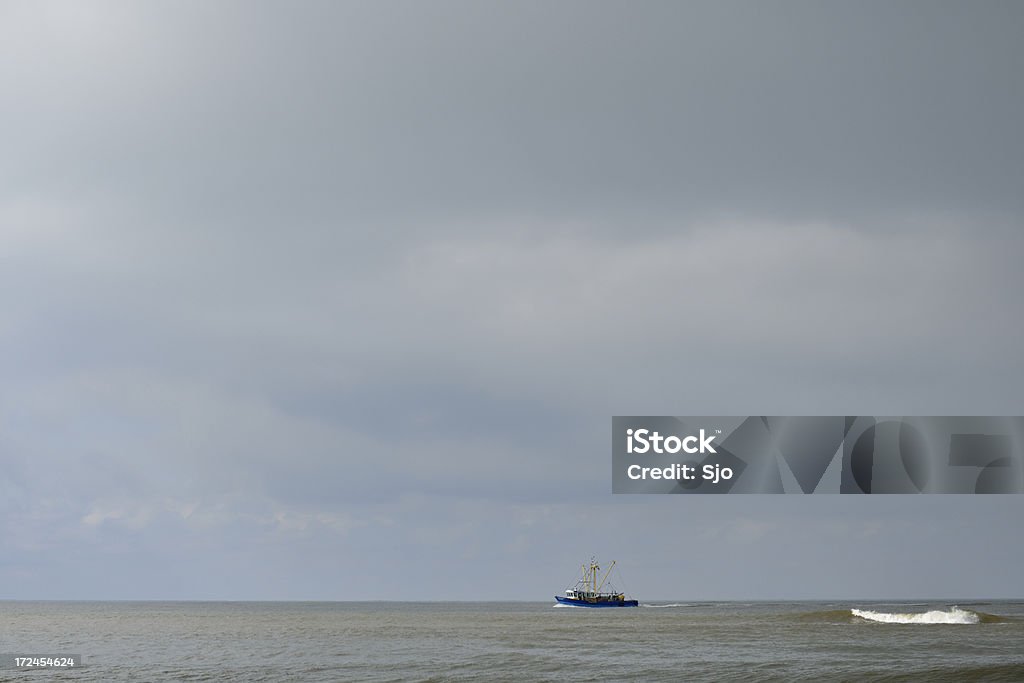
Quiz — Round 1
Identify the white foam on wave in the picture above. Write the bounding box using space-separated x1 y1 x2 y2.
851 606 979 624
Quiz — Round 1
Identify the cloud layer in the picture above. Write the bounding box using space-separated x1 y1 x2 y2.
2 1 1023 599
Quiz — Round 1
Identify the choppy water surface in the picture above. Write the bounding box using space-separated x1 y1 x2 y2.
2 600 1023 681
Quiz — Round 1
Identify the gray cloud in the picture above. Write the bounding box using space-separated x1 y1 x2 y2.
1 0 1023 599
4 2 1023 225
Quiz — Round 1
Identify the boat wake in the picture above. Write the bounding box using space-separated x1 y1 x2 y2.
852 606 980 624
640 603 692 608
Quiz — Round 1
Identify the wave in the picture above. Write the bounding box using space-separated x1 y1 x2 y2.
852 606 981 624
794 609 856 622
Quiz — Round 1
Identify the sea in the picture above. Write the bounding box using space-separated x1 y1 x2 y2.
2 600 1023 681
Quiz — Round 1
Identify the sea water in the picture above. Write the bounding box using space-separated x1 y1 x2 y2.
2 600 1023 681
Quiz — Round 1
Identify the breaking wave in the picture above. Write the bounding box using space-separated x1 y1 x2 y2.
852 606 980 624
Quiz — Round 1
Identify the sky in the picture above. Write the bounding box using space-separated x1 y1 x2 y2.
1 0 1023 600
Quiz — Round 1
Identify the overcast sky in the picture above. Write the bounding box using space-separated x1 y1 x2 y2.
2 0 1023 600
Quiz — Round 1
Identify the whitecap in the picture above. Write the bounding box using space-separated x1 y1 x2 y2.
851 606 979 624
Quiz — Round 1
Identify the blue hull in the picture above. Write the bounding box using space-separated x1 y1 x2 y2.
555 596 639 608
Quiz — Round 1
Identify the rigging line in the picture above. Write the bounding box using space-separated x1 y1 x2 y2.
614 566 630 597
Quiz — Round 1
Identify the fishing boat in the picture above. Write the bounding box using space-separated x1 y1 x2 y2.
554 558 638 607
